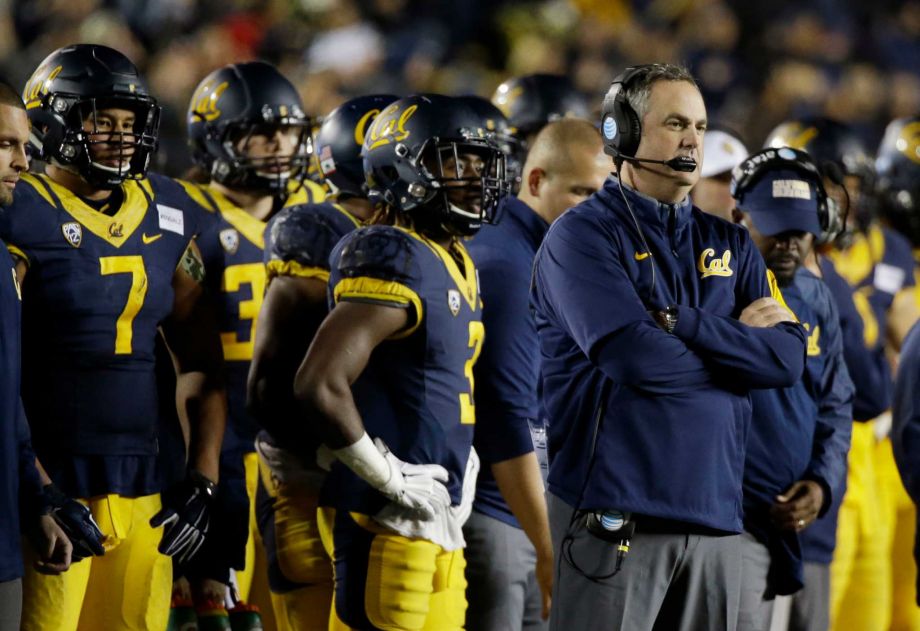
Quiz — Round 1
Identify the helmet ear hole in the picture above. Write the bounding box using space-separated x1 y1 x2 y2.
380 165 399 185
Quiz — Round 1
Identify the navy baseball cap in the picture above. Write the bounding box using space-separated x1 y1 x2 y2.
737 169 822 236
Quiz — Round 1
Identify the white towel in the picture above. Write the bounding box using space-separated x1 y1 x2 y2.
372 446 479 551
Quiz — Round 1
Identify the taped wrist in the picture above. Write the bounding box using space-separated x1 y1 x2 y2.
332 432 392 489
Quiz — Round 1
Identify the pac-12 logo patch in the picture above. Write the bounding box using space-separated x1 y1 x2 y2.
448 289 461 316
61 222 82 248
219 228 239 254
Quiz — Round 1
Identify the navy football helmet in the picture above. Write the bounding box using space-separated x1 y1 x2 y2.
362 94 509 237
23 44 160 188
491 74 589 141
764 117 873 181
187 62 312 193
875 115 920 247
314 94 398 199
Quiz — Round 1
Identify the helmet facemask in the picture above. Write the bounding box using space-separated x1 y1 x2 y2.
212 115 313 194
57 96 159 189
414 137 509 236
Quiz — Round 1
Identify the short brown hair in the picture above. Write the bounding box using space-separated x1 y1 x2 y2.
624 64 698 121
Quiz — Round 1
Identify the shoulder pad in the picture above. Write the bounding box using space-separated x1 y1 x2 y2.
335 225 420 285
266 203 355 275
16 173 58 208
169 178 220 215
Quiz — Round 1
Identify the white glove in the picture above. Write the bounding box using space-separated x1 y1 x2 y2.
374 438 452 519
331 432 452 520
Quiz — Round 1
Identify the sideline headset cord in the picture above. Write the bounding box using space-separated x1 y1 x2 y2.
614 159 657 306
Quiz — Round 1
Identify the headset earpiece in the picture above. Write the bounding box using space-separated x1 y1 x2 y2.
602 65 655 160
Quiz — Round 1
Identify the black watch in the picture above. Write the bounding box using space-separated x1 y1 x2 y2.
657 305 679 334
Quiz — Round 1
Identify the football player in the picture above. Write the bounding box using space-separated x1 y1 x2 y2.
1 44 227 631
179 61 325 621
295 94 508 630
246 93 395 629
876 114 920 631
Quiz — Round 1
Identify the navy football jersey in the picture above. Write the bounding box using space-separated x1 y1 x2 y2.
0 172 208 496
320 225 483 514
191 182 328 454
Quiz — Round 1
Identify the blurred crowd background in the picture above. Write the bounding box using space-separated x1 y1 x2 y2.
1 0 918 177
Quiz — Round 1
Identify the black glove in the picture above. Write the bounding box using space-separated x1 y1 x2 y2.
150 470 216 565
43 484 105 562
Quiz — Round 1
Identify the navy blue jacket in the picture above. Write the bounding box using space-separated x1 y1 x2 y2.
744 268 853 594
0 239 43 582
532 177 807 532
467 196 548 528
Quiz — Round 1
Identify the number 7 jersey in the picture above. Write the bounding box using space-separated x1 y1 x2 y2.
322 225 484 515
0 172 206 462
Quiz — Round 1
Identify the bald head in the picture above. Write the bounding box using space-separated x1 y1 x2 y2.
517 118 608 224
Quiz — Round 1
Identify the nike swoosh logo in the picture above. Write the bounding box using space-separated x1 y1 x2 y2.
142 233 163 245
634 251 651 261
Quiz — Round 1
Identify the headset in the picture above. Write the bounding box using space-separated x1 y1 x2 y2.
601 65 698 173
731 147 845 245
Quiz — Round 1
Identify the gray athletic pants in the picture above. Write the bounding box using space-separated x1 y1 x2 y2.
547 493 742 631
464 510 546 631
787 563 830 631
737 531 775 631
0 578 22 631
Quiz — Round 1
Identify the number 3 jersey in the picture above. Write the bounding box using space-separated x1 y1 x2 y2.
0 172 207 495
322 225 483 515
191 181 326 455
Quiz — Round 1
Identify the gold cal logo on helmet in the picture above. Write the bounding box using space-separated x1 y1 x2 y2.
768 122 818 151
366 103 418 150
24 64 63 110
896 121 920 166
354 108 382 147
191 80 229 122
